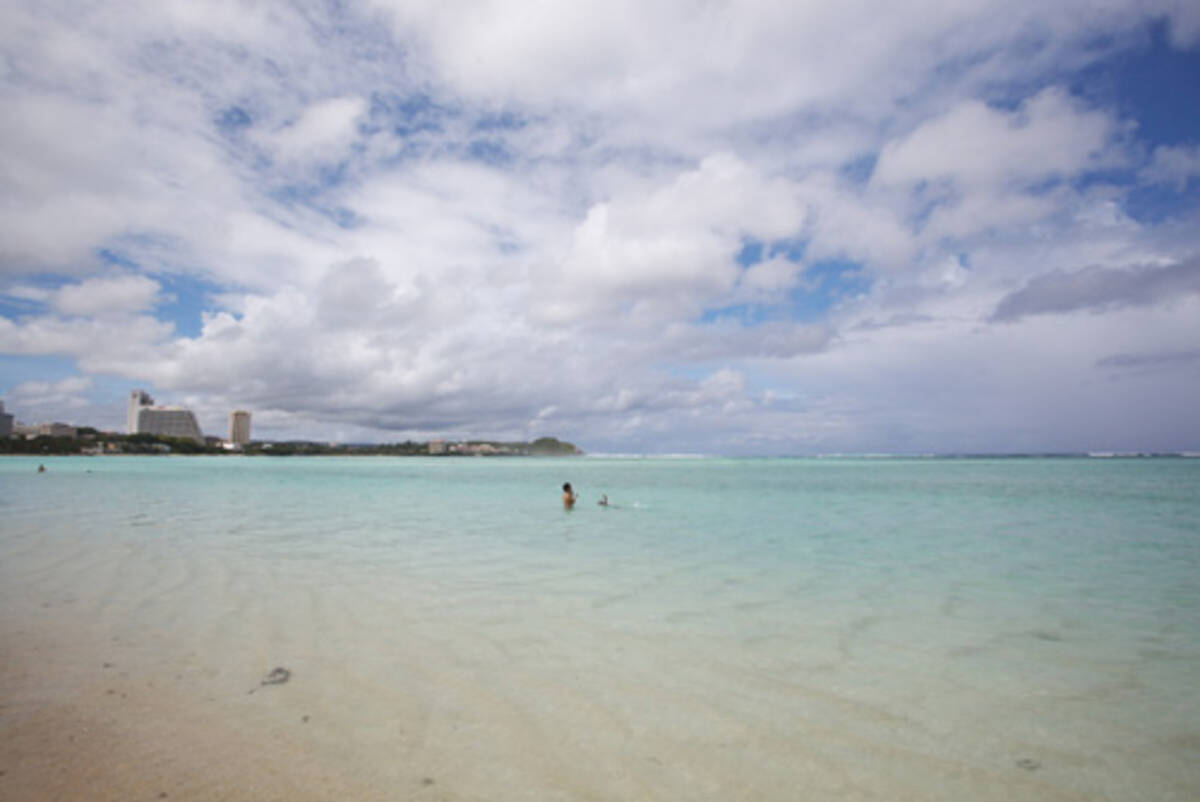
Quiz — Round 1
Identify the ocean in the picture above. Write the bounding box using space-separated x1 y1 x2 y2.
1 455 1198 800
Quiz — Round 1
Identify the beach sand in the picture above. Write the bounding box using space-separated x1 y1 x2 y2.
1 595 1120 802
0 604 407 802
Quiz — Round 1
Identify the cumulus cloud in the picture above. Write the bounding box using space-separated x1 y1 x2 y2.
0 313 176 370
796 171 916 271
537 152 805 323
52 274 162 317
868 89 1130 251
873 89 1118 190
2 0 1200 452
366 0 1182 134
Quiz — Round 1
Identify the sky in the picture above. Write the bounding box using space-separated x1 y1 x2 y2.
2 0 1199 455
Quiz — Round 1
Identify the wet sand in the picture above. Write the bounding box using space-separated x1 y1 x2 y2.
0 606 407 801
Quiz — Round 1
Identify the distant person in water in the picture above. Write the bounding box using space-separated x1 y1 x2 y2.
37 464 46 473
562 482 578 509
598 494 609 507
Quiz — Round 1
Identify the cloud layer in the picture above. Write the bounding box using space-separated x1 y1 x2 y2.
2 0 1199 453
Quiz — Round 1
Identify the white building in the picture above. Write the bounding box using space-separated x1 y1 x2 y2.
229 410 251 445
127 389 204 443
127 390 153 433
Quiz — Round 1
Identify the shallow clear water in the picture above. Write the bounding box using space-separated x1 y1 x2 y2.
2 455 1198 799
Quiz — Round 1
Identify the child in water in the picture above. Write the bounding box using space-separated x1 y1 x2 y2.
562 482 578 509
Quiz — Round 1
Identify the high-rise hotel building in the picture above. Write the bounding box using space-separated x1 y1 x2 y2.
229 410 251 445
127 389 204 443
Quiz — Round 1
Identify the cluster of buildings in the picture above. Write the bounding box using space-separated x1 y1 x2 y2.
126 390 251 446
0 391 251 447
1 400 77 439
428 439 522 456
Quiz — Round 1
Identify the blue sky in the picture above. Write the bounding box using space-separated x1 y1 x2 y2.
2 1 1199 454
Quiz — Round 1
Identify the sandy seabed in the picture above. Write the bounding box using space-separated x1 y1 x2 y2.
2 590 1163 802
3 472 1197 802
1 612 396 801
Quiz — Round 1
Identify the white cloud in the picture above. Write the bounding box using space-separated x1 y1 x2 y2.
1142 144 1200 190
797 171 917 272
366 0 1182 134
873 89 1118 190
737 257 802 299
743 297 1200 453
918 188 1061 243
540 152 805 323
0 314 175 365
256 96 369 165
2 0 1200 452
52 274 162 317
4 376 94 421
2 284 52 303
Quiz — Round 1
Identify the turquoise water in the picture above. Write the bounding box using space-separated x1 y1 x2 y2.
2 455 1198 799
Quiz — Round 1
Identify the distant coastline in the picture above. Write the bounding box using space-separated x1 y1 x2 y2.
583 451 1200 459
0 432 582 458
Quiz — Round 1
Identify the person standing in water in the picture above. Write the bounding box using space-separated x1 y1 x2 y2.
562 482 578 509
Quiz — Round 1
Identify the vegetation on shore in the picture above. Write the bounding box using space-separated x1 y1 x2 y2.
1 431 582 457
242 436 580 457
